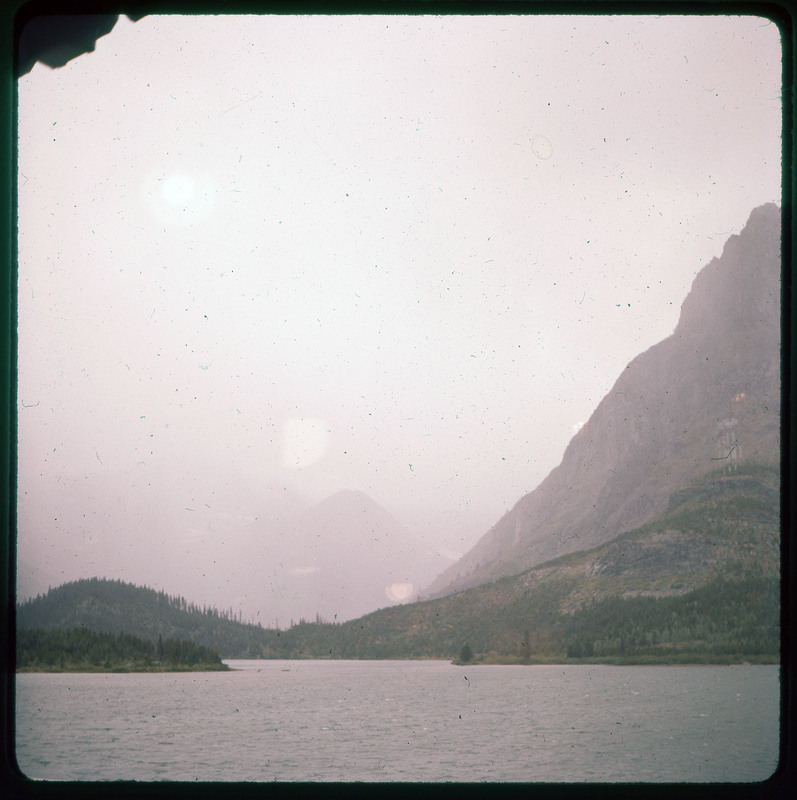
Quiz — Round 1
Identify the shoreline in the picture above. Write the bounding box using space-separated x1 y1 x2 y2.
16 664 230 673
18 653 779 672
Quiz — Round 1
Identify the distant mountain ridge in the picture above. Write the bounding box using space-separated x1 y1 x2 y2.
18 461 778 663
425 203 780 597
238 489 453 623
16 482 453 627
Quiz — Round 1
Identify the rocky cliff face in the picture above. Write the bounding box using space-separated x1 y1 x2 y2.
425 203 781 597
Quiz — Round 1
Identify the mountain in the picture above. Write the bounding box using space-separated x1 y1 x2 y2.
237 489 454 624
425 203 781 598
19 462 777 664
16 479 452 627
14 477 314 607
324 461 778 663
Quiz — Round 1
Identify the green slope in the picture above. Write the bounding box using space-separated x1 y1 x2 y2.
16 462 780 664
282 462 780 663
16 578 277 659
17 627 229 672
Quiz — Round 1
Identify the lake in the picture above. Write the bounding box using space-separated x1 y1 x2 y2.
14 660 780 783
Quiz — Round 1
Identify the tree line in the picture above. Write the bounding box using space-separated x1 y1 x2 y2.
557 574 779 660
270 574 779 663
16 463 779 665
17 627 227 671
16 572 779 665
17 577 272 658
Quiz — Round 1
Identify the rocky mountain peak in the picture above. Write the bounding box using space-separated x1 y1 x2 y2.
425 204 781 598
675 202 780 344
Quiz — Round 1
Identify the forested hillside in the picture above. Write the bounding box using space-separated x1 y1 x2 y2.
268 574 777 664
318 462 778 663
16 578 275 658
17 627 228 672
17 463 779 664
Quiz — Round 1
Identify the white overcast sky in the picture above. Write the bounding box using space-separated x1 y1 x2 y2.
17 13 781 598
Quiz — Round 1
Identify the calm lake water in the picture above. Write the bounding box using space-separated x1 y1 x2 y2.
14 660 779 783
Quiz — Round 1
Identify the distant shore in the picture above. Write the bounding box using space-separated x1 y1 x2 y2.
17 655 779 672
452 653 779 667
17 663 231 673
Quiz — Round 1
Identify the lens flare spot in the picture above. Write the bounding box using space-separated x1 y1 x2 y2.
141 168 216 226
385 582 414 602
162 174 196 204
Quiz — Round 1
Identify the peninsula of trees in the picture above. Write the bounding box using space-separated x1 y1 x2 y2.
17 627 228 672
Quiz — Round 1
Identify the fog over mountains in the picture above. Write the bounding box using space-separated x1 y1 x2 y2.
18 485 453 626
425 203 780 598
17 204 780 627
233 489 453 624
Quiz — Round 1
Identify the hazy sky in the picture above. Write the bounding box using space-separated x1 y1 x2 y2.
17 14 781 605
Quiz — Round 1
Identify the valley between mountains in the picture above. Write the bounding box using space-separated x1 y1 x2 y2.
17 461 779 665
17 203 782 667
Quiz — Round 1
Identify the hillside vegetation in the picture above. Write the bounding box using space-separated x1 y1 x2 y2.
17 627 228 672
17 463 779 665
17 578 273 659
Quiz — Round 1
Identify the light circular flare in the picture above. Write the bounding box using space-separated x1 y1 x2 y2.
140 168 216 226
162 174 196 204
385 582 414 602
